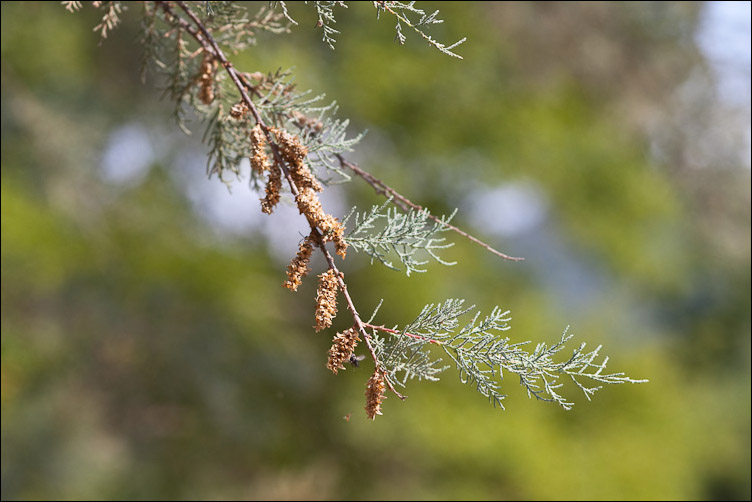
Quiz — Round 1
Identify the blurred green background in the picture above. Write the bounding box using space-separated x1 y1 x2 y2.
2 1 750 500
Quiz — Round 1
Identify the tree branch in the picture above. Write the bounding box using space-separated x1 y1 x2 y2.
336 154 524 262
159 0 406 400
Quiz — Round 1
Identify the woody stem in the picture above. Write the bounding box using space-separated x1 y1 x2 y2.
160 0 405 400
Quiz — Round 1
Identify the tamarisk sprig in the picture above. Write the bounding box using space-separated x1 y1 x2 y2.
69 1 646 418
343 199 457 275
367 300 648 410
373 1 467 59
337 155 524 262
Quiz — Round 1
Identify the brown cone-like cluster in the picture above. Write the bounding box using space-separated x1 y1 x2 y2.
250 125 283 215
314 269 341 332
265 126 348 291
230 101 249 119
283 232 316 291
333 229 348 260
271 127 322 192
326 327 360 375
271 127 308 167
294 188 348 259
198 54 217 105
365 370 387 420
250 125 270 174
270 127 348 259
261 162 282 215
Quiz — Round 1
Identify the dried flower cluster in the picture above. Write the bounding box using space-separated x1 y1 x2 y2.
230 101 249 119
314 269 341 332
198 54 217 105
271 127 321 191
250 125 270 173
295 189 348 258
365 369 387 419
265 127 348 259
327 327 360 374
261 162 282 214
248 125 284 214
283 232 316 291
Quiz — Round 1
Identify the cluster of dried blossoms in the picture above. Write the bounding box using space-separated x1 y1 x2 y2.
283 232 316 291
248 124 283 214
245 121 382 415
365 370 387 419
271 128 348 259
247 122 347 260
326 327 360 375
198 54 217 105
246 124 351 323
314 269 341 332
246 120 370 405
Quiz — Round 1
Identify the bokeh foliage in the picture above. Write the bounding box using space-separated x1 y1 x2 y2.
1 2 750 500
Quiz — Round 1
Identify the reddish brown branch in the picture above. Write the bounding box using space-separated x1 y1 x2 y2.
159 0 407 401
336 154 525 262
362 323 443 345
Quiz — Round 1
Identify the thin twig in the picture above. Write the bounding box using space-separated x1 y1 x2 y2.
363 323 443 345
336 155 524 262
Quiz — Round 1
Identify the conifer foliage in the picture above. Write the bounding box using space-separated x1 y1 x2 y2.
66 1 647 419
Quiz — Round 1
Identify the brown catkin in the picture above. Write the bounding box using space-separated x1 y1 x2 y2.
326 327 360 375
295 187 326 227
229 101 249 119
319 214 347 259
269 127 322 192
290 161 323 193
334 235 348 260
261 162 282 214
250 125 270 174
198 55 216 105
314 269 340 332
365 370 386 420
294 190 346 257
271 127 308 169
283 233 316 291
264 127 348 259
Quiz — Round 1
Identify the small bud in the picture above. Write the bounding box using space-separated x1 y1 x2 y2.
230 101 248 118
